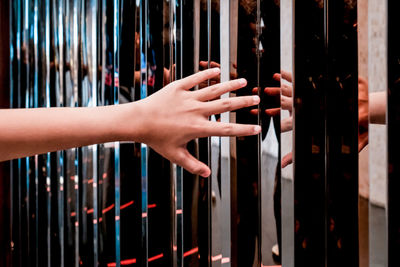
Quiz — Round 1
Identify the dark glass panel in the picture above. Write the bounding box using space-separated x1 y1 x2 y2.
230 0 261 265
293 0 326 266
388 0 400 266
119 1 143 266
326 1 359 266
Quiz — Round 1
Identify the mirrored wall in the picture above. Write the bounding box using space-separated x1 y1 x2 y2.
5 0 399 267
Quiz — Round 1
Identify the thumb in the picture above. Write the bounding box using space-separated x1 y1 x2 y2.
175 148 211 177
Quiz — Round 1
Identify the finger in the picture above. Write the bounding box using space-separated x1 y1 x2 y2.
281 117 293 132
358 76 368 85
273 71 293 83
201 122 261 137
199 61 208 69
281 95 293 111
264 87 280 96
358 132 368 152
194 78 247 101
175 148 211 177
178 68 220 90
281 83 293 97
281 70 293 82
282 152 293 168
210 61 221 68
203 95 260 116
250 109 258 115
265 108 280 117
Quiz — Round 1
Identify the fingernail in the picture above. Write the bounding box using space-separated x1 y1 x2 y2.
212 67 220 73
201 169 210 177
253 95 260 104
239 78 247 86
254 125 261 133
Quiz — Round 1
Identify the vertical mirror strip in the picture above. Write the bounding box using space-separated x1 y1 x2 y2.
326 0 359 265
140 0 149 265
293 0 326 265
280 0 294 266
368 0 387 266
220 0 231 265
113 0 121 265
387 0 400 266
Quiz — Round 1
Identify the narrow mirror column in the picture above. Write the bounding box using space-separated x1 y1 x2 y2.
388 1 400 266
293 1 326 266
326 1 359 266
368 0 387 266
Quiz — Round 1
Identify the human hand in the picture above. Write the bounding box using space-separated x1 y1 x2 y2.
358 76 368 152
130 68 260 177
199 61 238 89
250 71 293 133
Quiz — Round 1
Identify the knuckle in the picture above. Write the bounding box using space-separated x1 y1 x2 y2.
209 85 219 95
222 99 232 110
223 124 234 135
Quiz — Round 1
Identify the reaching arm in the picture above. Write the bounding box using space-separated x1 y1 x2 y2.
369 91 386 124
0 68 260 177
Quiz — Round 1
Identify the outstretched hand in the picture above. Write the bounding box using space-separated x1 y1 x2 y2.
257 72 369 168
133 68 260 177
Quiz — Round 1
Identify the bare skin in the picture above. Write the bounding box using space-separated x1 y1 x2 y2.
0 68 261 177
264 71 386 168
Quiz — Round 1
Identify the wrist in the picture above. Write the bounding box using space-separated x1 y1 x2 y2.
112 101 148 143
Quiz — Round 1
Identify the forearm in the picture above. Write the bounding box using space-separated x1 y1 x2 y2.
369 91 386 124
0 102 144 161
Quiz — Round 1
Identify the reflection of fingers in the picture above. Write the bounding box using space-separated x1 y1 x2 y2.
264 87 280 96
199 61 221 69
281 95 293 111
273 71 293 83
358 133 368 152
179 68 220 89
252 87 259 95
265 108 280 116
175 148 210 177
281 83 293 97
250 109 258 115
281 70 293 82
199 61 208 69
210 61 221 68
194 78 247 101
204 95 260 116
282 152 293 168
281 117 293 132
202 122 261 137
358 76 368 85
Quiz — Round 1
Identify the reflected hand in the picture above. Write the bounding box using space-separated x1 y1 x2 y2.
250 71 293 168
358 76 369 152
250 70 293 133
199 61 238 89
134 68 261 177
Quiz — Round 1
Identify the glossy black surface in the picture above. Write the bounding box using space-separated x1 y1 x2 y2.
293 1 327 266
294 1 359 266
326 1 359 266
388 0 400 266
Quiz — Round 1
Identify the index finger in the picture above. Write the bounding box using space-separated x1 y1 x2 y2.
281 70 293 82
178 68 221 90
273 70 293 83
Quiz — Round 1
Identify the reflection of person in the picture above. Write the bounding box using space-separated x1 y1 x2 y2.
0 68 260 177
266 71 386 167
